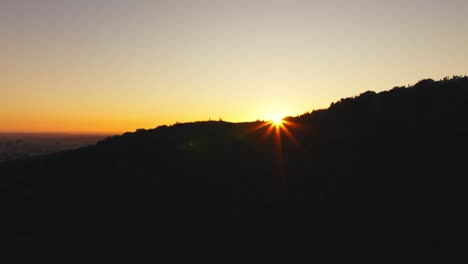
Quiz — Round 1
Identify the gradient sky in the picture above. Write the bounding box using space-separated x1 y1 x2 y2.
2 0 468 133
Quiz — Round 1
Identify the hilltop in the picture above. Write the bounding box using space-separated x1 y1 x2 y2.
1 76 468 263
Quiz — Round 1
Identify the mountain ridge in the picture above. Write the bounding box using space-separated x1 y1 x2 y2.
1 76 468 263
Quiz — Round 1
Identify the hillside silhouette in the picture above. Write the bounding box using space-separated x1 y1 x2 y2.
1 76 468 263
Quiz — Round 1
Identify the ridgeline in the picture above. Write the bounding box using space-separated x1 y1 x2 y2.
2 76 468 263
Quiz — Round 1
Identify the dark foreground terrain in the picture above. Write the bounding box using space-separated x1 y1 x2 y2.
1 77 468 263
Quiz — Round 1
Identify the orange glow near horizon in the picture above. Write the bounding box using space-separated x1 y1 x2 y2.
2 1 468 134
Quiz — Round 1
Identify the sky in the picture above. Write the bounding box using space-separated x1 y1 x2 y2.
1 0 468 133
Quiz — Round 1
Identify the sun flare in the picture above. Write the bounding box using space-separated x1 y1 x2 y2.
272 115 284 126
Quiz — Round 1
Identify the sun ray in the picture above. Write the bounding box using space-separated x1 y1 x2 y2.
279 123 301 149
262 122 276 140
243 114 303 192
244 115 302 154
281 119 299 129
246 121 273 134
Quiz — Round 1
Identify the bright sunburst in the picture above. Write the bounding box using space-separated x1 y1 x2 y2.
272 115 284 126
246 113 301 153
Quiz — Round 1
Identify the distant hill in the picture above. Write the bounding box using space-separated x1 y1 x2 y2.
1 76 468 263
0 133 108 163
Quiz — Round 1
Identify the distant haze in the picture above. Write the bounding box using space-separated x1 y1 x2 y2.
0 132 109 162
2 0 468 133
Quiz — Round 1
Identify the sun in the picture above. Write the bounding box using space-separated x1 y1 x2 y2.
271 115 284 126
247 113 300 150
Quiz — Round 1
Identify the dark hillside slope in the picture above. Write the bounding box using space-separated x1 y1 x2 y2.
1 77 468 263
